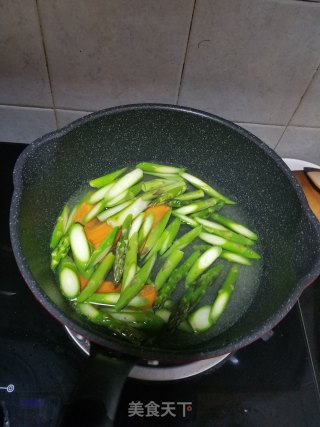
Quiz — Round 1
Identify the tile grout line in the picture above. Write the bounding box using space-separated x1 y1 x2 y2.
0 103 94 114
34 0 58 128
274 61 320 150
176 0 197 104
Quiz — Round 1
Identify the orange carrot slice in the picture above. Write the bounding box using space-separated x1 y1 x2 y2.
96 281 120 293
73 201 94 225
144 204 171 227
84 220 114 248
138 284 157 308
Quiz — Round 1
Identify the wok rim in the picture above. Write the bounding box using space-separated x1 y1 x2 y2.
9 103 320 362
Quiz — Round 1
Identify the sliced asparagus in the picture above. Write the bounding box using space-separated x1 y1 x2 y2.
185 246 222 288
106 182 142 207
114 215 132 285
158 218 181 255
190 202 224 219
174 198 218 215
122 231 139 290
155 249 184 290
211 213 258 241
163 226 202 257
106 308 166 331
138 212 155 247
83 199 108 223
181 172 235 204
51 235 70 270
154 251 201 310
195 217 254 246
50 205 69 249
199 232 260 259
140 210 172 259
58 256 80 299
175 190 205 201
89 167 128 188
85 292 148 307
149 181 187 206
87 182 114 204
168 264 224 331
97 200 132 222
108 197 150 227
136 162 185 175
77 252 115 302
220 250 251 265
188 305 211 332
210 265 239 324
142 179 174 192
188 264 237 333
116 254 157 311
104 168 143 202
172 212 198 227
87 226 119 268
129 212 144 238
69 223 91 269
76 303 146 344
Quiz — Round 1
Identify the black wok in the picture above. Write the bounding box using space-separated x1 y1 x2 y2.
10 104 320 426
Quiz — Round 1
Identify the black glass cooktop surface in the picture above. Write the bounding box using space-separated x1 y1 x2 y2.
1 142 320 427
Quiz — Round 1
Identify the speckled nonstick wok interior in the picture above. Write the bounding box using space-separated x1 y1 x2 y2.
10 104 320 426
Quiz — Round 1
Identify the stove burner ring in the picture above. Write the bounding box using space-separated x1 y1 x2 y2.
65 326 229 381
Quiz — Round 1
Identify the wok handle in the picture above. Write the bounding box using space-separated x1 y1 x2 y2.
59 344 136 427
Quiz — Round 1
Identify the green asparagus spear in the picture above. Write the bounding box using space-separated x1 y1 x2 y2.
97 200 132 222
105 308 166 331
69 223 91 271
129 212 144 238
185 246 222 287
199 232 260 259
103 168 144 202
87 226 119 268
187 265 239 332
220 250 251 265
138 212 155 247
158 218 181 255
175 190 205 201
77 252 115 302
108 197 150 227
149 181 187 206
210 265 239 324
195 217 254 246
155 249 184 290
114 215 132 285
154 251 201 310
190 202 224 219
83 198 108 223
50 205 69 249
140 210 172 259
168 264 224 331
89 167 128 188
172 212 198 227
51 235 70 270
181 172 235 204
136 162 185 175
174 198 219 215
106 182 142 207
163 226 202 257
116 254 157 311
58 256 80 299
85 292 148 308
76 303 146 344
122 231 139 290
211 213 258 241
142 179 175 192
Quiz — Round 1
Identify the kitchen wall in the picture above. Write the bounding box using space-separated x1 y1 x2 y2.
1 0 320 163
